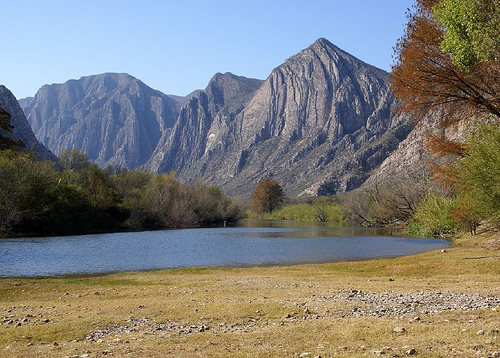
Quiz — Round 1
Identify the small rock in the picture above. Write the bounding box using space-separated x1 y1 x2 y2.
42 318 50 323
441 249 447 253
304 308 310 315
283 314 291 319
300 353 312 357
372 350 385 355
393 327 406 334
477 330 485 335
406 348 417 355
389 278 395 282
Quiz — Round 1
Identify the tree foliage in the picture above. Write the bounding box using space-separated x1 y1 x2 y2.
250 179 285 214
434 0 499 71
392 0 500 124
0 106 24 150
456 124 500 223
0 150 240 238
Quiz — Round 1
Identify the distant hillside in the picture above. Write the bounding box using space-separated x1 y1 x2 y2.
0 85 55 161
23 73 179 168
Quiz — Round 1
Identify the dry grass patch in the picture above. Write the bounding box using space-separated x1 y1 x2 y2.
0 232 498 357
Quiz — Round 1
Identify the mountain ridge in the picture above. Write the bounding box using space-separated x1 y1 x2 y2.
23 72 180 169
22 38 417 197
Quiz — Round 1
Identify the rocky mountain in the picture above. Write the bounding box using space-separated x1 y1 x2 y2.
147 72 264 175
17 96 33 111
147 38 413 196
0 85 56 161
22 38 419 197
23 73 179 168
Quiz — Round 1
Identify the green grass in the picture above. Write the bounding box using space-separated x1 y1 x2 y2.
248 200 346 222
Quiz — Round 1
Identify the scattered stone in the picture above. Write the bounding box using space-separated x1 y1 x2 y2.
406 348 417 355
393 327 406 334
314 290 500 318
299 352 312 357
441 249 447 253
477 330 485 335
283 314 292 319
42 318 50 323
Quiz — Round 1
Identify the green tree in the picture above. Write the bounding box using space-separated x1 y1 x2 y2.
434 0 499 71
59 149 92 173
410 193 458 237
251 179 285 213
392 0 500 124
0 107 23 150
457 124 500 224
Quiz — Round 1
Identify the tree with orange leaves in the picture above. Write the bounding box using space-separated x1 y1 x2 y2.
251 179 285 214
392 0 499 125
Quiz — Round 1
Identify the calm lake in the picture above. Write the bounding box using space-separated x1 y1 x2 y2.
0 222 449 277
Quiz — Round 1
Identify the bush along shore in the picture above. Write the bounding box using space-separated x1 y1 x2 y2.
0 149 240 238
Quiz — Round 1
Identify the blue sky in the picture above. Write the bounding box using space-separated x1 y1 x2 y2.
1 0 414 99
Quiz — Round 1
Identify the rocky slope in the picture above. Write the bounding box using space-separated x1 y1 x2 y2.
23 73 179 168
0 85 55 160
147 72 264 176
22 38 420 197
148 38 413 196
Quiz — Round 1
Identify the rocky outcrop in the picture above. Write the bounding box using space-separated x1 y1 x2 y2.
147 72 263 176
148 38 412 197
0 85 55 161
23 73 179 168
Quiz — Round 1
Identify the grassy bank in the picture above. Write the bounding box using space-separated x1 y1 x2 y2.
0 231 498 357
248 200 346 223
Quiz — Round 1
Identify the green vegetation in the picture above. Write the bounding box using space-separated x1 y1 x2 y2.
406 194 458 237
457 124 500 224
0 107 23 151
434 0 499 71
248 198 346 223
0 149 239 238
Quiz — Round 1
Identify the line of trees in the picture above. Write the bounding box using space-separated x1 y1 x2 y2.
0 147 240 238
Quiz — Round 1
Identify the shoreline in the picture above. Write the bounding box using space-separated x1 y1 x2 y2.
0 231 498 357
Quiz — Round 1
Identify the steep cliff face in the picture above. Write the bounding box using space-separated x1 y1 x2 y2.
147 72 263 174
24 73 179 168
148 38 412 196
0 85 55 161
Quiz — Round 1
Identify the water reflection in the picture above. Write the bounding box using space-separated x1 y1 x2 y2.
0 224 448 277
